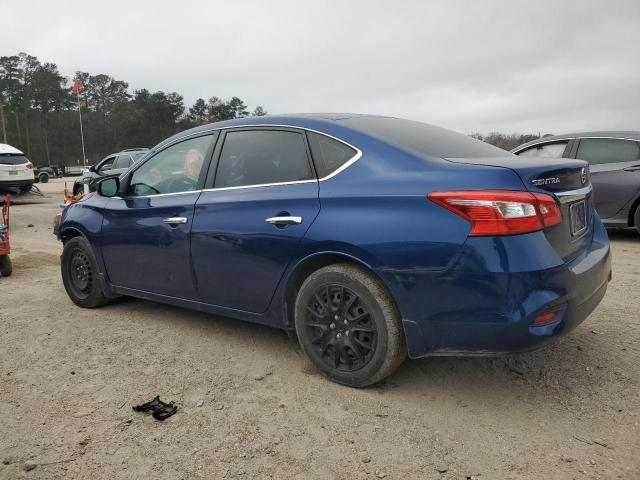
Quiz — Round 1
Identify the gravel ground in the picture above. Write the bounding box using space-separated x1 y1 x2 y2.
1 179 639 479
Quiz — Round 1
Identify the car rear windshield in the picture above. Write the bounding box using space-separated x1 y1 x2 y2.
0 154 29 165
341 116 510 158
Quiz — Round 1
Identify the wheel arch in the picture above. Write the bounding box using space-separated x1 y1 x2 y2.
627 193 640 227
60 226 87 244
282 251 401 331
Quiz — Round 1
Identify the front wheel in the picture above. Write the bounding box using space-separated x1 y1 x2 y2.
61 236 110 308
294 264 406 387
39 173 49 183
635 206 640 236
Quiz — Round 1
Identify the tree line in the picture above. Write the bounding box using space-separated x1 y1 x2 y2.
1 52 553 167
471 132 552 151
0 52 267 167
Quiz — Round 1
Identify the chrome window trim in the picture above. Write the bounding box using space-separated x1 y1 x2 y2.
111 189 202 200
125 124 363 197
514 136 640 154
204 179 317 193
209 125 363 186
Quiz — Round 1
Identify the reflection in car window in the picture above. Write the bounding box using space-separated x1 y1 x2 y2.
128 135 212 196
517 142 567 158
97 156 116 173
307 132 357 178
576 138 640 165
215 130 314 188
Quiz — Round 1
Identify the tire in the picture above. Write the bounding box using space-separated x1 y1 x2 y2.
635 206 640 236
0 255 12 277
294 263 406 387
73 184 83 196
19 185 32 193
61 236 110 308
39 173 49 183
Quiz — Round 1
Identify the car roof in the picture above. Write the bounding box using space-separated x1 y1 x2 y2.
0 143 24 155
514 131 640 151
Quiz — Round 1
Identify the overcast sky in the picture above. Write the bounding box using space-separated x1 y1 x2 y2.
3 0 640 135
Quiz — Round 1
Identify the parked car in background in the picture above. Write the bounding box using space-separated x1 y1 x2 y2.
513 132 640 234
72 148 149 195
55 114 611 387
64 165 88 177
0 144 34 192
34 165 63 184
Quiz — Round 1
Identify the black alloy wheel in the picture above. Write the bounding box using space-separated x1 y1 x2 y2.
295 264 406 387
303 284 377 371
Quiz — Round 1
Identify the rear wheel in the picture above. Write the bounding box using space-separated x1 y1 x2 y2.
294 264 406 387
635 206 640 236
39 173 49 183
19 184 32 193
0 255 12 277
61 236 110 308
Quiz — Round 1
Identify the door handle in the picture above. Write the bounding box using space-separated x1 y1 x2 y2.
623 165 640 172
265 216 302 226
163 217 188 225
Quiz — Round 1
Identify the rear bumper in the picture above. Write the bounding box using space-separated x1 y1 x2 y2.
0 179 34 188
390 217 612 358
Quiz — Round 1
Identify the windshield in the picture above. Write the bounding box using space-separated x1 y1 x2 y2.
341 116 511 158
0 154 29 165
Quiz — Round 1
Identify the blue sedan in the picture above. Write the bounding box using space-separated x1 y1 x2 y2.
55 114 612 387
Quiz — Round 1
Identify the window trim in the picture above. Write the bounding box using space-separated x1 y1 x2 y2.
202 125 362 192
116 124 361 197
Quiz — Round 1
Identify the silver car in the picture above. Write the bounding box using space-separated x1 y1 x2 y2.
513 132 640 234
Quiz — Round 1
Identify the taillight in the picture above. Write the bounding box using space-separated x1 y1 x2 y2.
428 190 562 236
26 162 33 169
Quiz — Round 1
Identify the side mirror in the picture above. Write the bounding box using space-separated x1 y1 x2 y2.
97 177 120 197
89 165 95 172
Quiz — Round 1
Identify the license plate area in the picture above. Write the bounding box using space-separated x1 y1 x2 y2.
8 170 18 175
569 200 587 237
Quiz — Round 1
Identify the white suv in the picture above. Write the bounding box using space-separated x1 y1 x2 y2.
0 144 34 192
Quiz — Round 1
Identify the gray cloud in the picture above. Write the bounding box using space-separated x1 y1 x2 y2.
3 0 640 134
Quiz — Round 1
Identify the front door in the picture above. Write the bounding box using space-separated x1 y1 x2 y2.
100 133 215 299
191 128 320 313
574 138 640 219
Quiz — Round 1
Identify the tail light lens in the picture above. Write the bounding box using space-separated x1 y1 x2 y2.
26 162 33 169
428 190 561 236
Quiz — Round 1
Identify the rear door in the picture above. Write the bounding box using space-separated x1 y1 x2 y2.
100 133 215 299
191 128 320 313
573 138 640 219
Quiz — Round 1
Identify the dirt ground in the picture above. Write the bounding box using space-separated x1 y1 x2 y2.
1 179 638 480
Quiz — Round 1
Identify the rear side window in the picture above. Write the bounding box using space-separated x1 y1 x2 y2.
0 155 29 165
307 132 357 178
215 130 314 188
517 142 568 158
113 154 133 169
576 138 640 164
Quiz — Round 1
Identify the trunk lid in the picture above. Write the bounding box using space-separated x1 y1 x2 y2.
445 156 593 261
